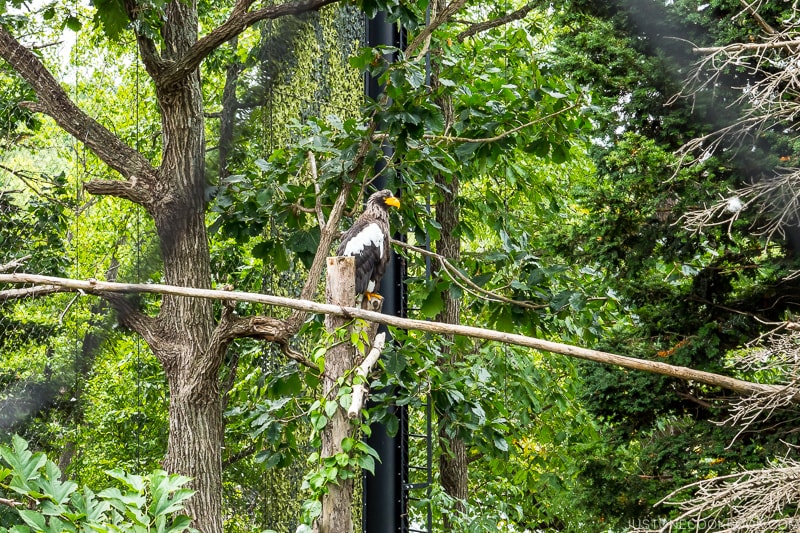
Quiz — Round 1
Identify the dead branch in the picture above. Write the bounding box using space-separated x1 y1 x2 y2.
679 168 800 243
0 497 21 507
736 0 777 35
0 255 30 273
348 332 386 419
0 272 786 400
0 284 65 301
717 332 800 444
633 457 800 532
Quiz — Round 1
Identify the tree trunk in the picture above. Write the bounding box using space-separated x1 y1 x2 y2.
431 1 467 524
434 172 467 526
149 2 221 531
317 256 357 533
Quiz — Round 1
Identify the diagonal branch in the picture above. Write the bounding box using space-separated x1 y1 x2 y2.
392 239 548 310
0 272 788 400
156 0 339 90
406 0 468 58
457 1 537 42
121 0 168 77
0 28 157 192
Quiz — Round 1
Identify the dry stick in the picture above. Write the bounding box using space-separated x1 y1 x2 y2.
0 255 30 273
0 272 785 399
0 497 21 508
348 332 386 419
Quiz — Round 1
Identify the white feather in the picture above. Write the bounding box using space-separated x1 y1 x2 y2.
342 223 384 258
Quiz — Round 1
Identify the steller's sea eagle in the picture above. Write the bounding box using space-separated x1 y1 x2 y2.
337 189 400 302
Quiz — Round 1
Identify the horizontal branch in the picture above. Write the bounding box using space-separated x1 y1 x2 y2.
0 272 786 400
694 39 800 55
0 284 63 301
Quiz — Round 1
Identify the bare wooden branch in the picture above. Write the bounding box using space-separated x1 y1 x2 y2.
157 0 339 90
0 255 30 273
0 28 157 189
0 284 65 301
0 497 21 508
348 332 386 419
737 0 777 35
457 1 537 42
406 0 469 59
634 458 800 532
0 272 786 399
284 181 353 333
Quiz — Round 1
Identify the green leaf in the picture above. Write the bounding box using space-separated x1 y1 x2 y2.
493 436 509 452
419 289 443 318
90 0 128 39
357 454 375 475
17 510 45 531
455 142 481 161
64 16 82 32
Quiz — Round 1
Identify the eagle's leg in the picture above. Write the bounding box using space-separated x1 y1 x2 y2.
362 292 384 311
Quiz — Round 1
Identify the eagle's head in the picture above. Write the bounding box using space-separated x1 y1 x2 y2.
367 189 401 211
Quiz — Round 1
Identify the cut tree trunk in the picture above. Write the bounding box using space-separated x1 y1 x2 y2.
317 256 358 533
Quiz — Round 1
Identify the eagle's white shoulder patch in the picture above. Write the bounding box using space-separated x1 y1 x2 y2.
342 223 384 257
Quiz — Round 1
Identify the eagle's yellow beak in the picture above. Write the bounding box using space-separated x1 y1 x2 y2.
385 197 401 208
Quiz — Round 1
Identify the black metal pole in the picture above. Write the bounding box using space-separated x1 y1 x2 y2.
363 11 408 533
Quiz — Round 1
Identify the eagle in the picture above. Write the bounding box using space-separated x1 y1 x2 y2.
337 189 400 302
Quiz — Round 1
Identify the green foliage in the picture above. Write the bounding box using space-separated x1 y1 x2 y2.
0 435 195 532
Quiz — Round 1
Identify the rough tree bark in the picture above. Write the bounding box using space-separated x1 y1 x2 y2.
0 1 344 531
430 0 468 525
316 256 357 533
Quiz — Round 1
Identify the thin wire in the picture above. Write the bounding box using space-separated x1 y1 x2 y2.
71 6 83 484
134 38 143 475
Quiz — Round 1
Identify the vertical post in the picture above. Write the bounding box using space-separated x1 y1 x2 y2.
318 256 357 533
363 11 408 533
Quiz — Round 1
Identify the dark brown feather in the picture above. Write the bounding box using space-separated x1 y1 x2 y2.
337 190 397 296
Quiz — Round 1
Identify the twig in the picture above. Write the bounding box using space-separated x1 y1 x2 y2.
372 103 580 145
391 239 547 310
348 332 386 419
0 497 21 507
736 0 777 35
0 255 30 273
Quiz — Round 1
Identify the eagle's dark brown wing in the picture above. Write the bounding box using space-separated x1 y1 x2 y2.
337 218 390 296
